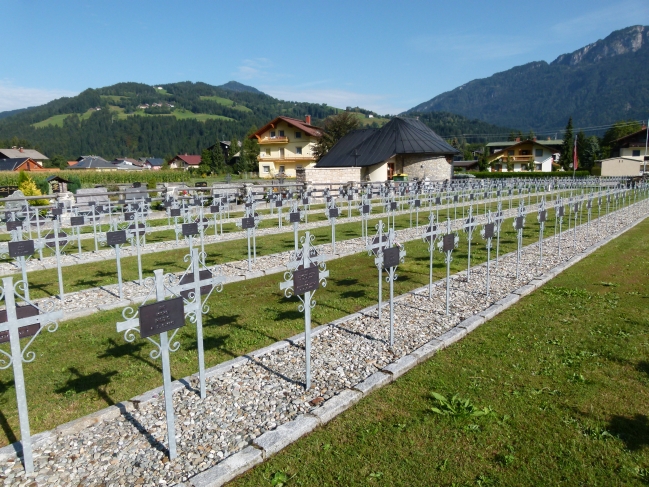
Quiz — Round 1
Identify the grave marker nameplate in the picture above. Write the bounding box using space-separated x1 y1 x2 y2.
139 297 185 339
414 199 421 208
241 217 255 229
442 233 456 252
210 205 220 214
515 216 525 230
483 222 495 239
70 216 85 226
124 212 135 221
182 222 199 236
9 240 34 258
44 231 68 248
0 305 40 343
328 208 339 219
7 221 23 231
289 212 301 223
51 208 63 216
170 208 181 217
538 210 547 223
178 269 213 300
383 246 400 268
107 230 127 246
293 266 320 295
390 202 397 211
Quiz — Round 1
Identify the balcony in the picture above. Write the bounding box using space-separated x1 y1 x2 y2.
257 136 289 144
257 154 316 163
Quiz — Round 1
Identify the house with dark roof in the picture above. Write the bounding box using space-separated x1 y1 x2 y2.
249 116 323 178
66 156 115 170
0 148 49 165
0 158 49 172
315 117 459 181
486 139 561 172
168 154 201 170
608 126 648 161
143 158 164 170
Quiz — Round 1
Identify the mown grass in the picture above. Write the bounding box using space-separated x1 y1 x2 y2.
228 218 649 487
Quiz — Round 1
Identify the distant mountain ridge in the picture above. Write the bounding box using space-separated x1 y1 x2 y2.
406 25 649 131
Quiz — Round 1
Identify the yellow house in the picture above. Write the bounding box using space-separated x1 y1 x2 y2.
486 139 561 172
250 116 323 178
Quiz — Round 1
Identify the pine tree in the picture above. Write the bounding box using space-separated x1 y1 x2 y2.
559 117 573 170
200 149 213 174
228 136 239 165
211 143 225 173
241 126 260 172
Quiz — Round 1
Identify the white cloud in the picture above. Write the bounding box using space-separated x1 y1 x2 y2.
0 80 77 112
234 58 275 80
550 0 649 38
260 86 406 115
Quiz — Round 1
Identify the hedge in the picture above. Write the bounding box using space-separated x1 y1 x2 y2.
467 171 591 179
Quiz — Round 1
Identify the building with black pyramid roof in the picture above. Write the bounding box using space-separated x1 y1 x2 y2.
315 116 459 181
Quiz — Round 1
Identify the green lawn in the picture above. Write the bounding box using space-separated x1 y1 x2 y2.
229 218 649 487
32 109 97 128
200 96 252 112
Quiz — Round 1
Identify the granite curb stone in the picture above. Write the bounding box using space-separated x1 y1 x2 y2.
310 389 362 424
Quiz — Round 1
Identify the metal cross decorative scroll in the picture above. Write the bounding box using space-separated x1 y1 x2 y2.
164 248 225 398
0 277 62 473
35 220 69 300
236 206 261 271
116 270 185 460
480 211 495 298
279 232 328 390
285 199 305 252
367 221 389 319
421 214 441 300
325 198 341 254
462 205 478 281
512 203 526 280
537 197 547 266
4 226 35 301
376 227 405 347
437 219 459 316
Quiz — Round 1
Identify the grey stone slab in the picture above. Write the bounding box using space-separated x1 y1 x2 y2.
246 340 290 359
495 294 520 310
203 356 249 379
382 354 418 379
244 270 265 279
253 414 320 458
311 389 362 425
512 284 536 297
438 326 467 347
458 314 486 333
189 446 263 487
410 339 444 363
353 371 392 396
263 265 287 275
97 299 131 311
225 274 246 284
529 279 546 288
64 308 95 321
479 304 502 320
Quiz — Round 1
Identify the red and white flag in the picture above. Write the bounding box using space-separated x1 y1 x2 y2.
573 137 578 170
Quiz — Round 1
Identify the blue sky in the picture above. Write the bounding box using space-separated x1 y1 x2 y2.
1 0 648 114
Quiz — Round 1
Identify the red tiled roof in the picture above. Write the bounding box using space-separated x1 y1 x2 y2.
173 154 202 165
250 116 323 139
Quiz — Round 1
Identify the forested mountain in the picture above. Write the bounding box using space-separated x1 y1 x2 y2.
0 79 513 162
406 25 649 131
0 81 341 161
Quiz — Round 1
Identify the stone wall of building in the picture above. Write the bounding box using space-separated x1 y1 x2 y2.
298 166 362 185
399 155 452 180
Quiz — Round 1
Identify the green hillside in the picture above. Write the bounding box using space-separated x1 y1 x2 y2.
406 25 649 131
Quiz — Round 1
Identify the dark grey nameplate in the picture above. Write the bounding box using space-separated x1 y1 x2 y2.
275 200 283 208
469 193 474 200
573 203 579 212
383 246 400 268
414 199 421 208
70 216 85 226
362 204 370 214
44 231 68 248
95 205 104 213
328 208 339 219
107 230 127 246
7 221 22 231
484 223 495 239
515 216 525 230
435 197 441 205
289 212 301 223
557 207 564 217
179 269 214 299
484 192 488 199
88 201 96 206
9 240 35 258
390 202 397 211
454 195 459 202
128 223 146 236
302 198 309 205
124 212 135 221
326 196 332 203
587 201 592 209
443 234 456 252
293 265 320 295
245 203 252 208
139 297 185 339
371 234 388 255
170 209 181 217
538 210 547 223
0 305 40 343
347 195 354 201
182 223 199 236
210 205 220 214
51 208 63 216
241 217 255 229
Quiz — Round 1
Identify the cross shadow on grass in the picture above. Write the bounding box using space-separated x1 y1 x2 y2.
608 414 649 451
636 361 649 378
55 367 118 406
0 379 17 444
98 338 162 374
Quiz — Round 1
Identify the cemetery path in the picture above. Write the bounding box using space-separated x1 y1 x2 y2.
0 196 646 486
